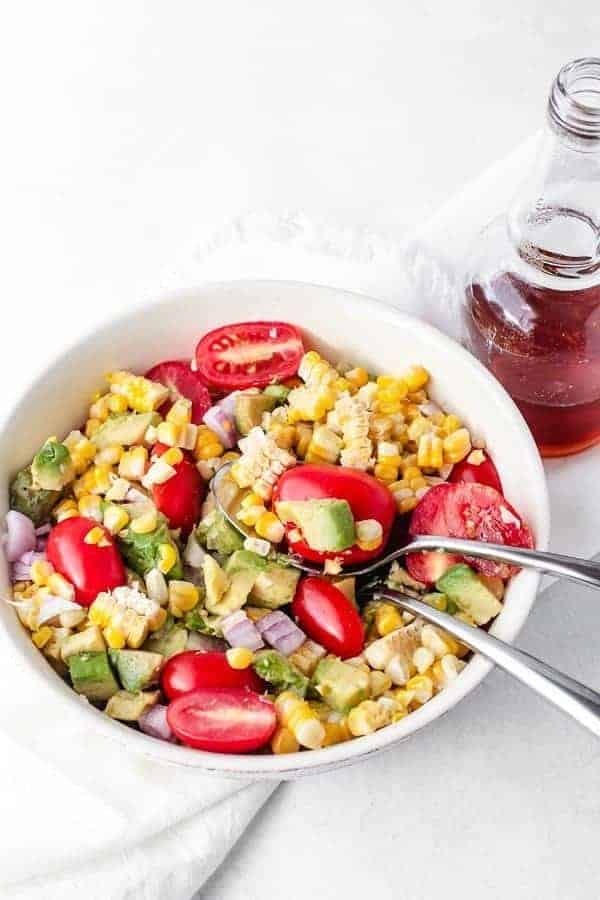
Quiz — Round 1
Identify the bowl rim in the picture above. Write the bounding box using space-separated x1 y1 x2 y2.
0 278 550 778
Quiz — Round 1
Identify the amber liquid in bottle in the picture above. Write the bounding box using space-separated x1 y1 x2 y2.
467 273 600 456
465 58 600 457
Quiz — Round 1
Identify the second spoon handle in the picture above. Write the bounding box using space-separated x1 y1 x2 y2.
374 588 600 739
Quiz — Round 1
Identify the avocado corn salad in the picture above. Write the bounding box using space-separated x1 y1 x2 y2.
3 321 533 754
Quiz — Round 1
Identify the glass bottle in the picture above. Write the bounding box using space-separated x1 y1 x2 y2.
464 58 600 457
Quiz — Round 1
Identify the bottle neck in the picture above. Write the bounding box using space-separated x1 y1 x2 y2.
509 58 600 281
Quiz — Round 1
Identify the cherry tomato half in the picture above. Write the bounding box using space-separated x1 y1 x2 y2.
195 321 304 391
161 651 264 700
167 687 277 753
46 517 126 606
449 450 503 493
407 482 534 581
273 464 396 565
152 444 204 536
292 577 365 658
145 359 211 424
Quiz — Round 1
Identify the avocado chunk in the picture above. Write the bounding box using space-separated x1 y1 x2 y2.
31 439 75 492
105 689 160 721
312 657 370 713
143 617 188 658
68 651 119 702
263 384 291 405
197 510 244 556
234 392 277 435
61 625 106 661
436 564 502 626
225 549 268 575
184 607 223 636
204 553 258 615
10 466 61 526
108 649 163 692
224 549 300 609
93 412 155 450
118 513 183 580
250 564 301 609
275 498 356 553
253 650 308 697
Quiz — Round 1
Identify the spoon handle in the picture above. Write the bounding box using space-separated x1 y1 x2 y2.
409 536 600 589
375 588 600 739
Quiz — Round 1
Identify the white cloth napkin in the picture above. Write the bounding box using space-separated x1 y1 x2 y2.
3 138 600 900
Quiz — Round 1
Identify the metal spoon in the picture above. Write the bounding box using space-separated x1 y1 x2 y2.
370 587 600 739
211 462 600 590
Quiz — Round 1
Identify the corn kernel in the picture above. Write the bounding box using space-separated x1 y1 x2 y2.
78 494 104 521
442 414 462 435
375 604 404 637
374 461 399 483
161 447 184 467
241 492 263 509
47 572 75 602
107 393 129 414
271 726 300 754
417 433 444 469
85 418 102 438
443 428 472 464
54 498 79 522
369 670 392 697
157 543 178 575
95 445 123 466
194 425 224 460
31 559 54 585
294 423 313 458
166 398 192 427
397 496 418 514
413 646 435 674
104 625 126 649
268 423 296 450
155 421 178 447
226 647 254 669
356 518 384 551
168 580 199 613
32 626 53 649
347 700 391 736
255 511 285 543
403 365 429 392
84 526 106 545
322 720 352 746
345 367 369 389
103 504 130 535
130 510 158 534
118 446 148 480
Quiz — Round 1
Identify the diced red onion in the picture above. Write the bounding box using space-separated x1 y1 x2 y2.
186 632 227 653
273 630 306 656
256 610 305 655
36 537 48 552
139 705 176 742
35 524 52 537
4 511 36 563
10 550 47 583
202 404 238 449
221 610 264 651
218 391 240 418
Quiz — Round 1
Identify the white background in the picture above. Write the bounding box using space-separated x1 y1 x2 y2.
2 2 600 899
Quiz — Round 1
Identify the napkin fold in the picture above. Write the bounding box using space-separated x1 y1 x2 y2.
3 135 600 900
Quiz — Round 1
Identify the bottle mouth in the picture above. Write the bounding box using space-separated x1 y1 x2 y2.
548 57 600 140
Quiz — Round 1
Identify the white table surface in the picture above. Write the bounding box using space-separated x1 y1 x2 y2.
2 2 600 898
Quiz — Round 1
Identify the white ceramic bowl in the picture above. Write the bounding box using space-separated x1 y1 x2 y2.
0 281 550 779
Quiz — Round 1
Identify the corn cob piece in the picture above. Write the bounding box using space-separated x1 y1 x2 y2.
107 370 169 413
88 586 167 649
274 691 325 749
